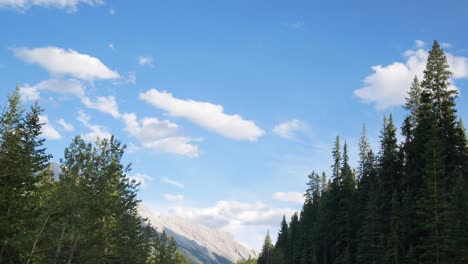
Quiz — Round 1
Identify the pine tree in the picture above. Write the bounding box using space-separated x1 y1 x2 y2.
275 215 289 257
333 143 355 264
258 231 274 264
0 88 51 262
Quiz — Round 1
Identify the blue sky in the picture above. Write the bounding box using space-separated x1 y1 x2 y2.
2 0 468 251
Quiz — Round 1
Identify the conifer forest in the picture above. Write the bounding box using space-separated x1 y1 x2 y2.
256 41 468 264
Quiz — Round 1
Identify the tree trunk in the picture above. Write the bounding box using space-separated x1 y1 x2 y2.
67 234 79 264
53 224 67 264
27 214 50 264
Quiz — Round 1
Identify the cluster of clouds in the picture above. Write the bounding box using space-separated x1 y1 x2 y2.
354 40 468 109
14 44 305 158
14 45 289 157
168 200 296 231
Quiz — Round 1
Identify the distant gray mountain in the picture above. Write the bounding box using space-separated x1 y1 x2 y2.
49 162 61 180
139 205 257 264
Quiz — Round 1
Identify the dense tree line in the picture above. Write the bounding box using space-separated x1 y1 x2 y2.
0 88 188 263
258 40 468 264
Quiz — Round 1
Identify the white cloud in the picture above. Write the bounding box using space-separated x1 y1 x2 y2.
108 43 115 51
19 79 121 118
161 177 184 188
81 96 120 118
109 8 115 15
354 44 468 109
168 200 295 230
14 47 119 81
128 173 152 187
19 85 40 101
122 112 199 157
415 40 425 48
138 56 153 66
163 193 184 202
20 79 86 100
272 192 304 204
0 0 103 12
126 72 136 84
57 118 74 131
140 89 264 141
143 137 200 158
126 142 140 154
77 110 111 141
272 119 302 139
39 115 61 140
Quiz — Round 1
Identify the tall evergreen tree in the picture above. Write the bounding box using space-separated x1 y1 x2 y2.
0 88 51 262
258 231 274 264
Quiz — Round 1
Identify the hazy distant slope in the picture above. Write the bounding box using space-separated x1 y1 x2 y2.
139 206 256 264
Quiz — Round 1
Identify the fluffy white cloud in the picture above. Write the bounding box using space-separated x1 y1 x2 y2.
14 47 119 80
82 96 120 118
272 192 304 204
39 115 61 140
77 110 111 141
168 200 296 230
272 119 302 139
57 118 74 131
138 56 153 66
163 193 184 202
140 89 264 141
128 173 152 187
0 0 103 12
122 112 199 157
161 177 184 188
354 44 468 109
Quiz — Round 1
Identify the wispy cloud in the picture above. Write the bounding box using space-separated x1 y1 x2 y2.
138 56 153 66
285 21 304 29
273 119 303 139
128 173 152 187
163 193 184 202
272 192 304 204
77 110 111 141
0 0 104 12
140 89 265 141
20 79 121 118
57 118 74 132
161 177 184 188
414 40 425 48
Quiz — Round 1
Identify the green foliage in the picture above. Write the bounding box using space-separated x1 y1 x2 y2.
0 89 188 263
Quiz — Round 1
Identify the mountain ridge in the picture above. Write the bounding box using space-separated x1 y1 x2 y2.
139 205 257 264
